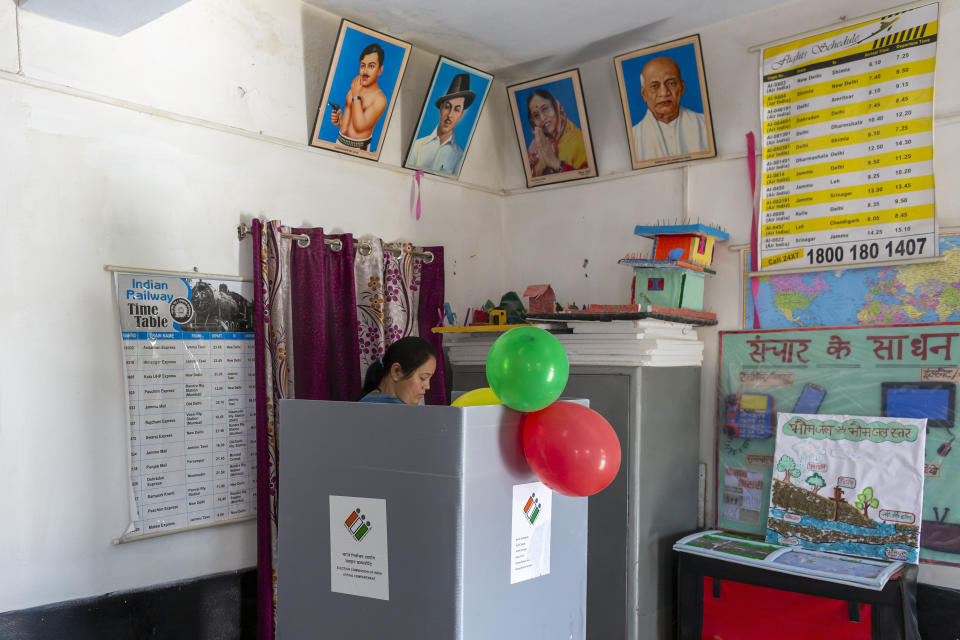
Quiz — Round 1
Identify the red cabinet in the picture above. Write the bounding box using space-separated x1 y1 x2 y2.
677 552 919 640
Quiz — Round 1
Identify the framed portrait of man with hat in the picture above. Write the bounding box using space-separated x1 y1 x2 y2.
404 57 493 179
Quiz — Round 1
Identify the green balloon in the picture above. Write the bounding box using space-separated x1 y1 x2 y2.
485 327 569 412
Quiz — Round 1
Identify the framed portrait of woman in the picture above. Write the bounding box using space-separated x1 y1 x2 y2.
506 69 597 188
614 34 716 170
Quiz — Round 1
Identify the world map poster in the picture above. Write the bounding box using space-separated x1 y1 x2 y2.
743 233 960 329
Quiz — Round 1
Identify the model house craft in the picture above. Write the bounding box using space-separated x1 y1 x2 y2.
619 223 729 322
523 285 556 314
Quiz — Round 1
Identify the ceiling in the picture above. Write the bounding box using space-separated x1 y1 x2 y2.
304 0 791 78
19 0 192 36
18 0 791 76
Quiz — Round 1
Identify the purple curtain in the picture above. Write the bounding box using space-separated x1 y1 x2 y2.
418 245 447 405
290 228 361 401
253 222 361 640
252 219 278 640
253 223 445 640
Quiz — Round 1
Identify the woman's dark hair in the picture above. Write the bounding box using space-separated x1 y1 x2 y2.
526 88 558 128
358 336 437 399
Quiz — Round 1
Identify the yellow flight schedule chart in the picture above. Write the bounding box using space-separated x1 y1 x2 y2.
759 3 939 272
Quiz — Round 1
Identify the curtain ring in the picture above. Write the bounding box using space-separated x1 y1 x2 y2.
326 238 343 252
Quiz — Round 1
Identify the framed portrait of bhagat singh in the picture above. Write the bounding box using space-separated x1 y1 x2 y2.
404 57 493 180
614 34 716 170
506 69 598 188
310 20 412 161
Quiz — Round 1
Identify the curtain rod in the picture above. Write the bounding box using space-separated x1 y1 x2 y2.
104 264 251 282
746 0 931 53
236 223 434 263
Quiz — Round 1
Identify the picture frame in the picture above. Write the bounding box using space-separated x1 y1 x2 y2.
404 57 493 180
506 69 597 188
309 20 412 161
614 34 716 170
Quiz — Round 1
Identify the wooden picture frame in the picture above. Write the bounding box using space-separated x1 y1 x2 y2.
614 34 716 170
403 57 493 179
309 20 412 161
506 69 597 188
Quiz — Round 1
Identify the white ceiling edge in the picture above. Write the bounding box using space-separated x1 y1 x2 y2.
304 0 793 79
18 0 192 36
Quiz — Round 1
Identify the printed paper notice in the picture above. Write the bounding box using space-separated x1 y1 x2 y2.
329 495 389 600
759 3 939 271
510 482 552 584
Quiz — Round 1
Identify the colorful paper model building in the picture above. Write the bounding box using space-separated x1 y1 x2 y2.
522 284 557 314
619 223 728 317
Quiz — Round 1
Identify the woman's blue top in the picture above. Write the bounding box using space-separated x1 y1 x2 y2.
359 391 405 404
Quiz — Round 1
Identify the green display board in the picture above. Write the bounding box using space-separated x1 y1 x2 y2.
718 323 960 566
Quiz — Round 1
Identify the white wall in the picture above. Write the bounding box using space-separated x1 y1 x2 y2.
0 0 510 611
5 0 960 613
501 0 960 589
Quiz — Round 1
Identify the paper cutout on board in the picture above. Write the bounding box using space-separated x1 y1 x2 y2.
723 467 764 526
765 413 926 563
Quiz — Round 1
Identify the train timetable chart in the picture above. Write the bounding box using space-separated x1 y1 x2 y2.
759 3 939 272
114 272 257 540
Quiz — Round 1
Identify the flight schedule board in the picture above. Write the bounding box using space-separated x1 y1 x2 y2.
759 3 939 272
114 272 257 540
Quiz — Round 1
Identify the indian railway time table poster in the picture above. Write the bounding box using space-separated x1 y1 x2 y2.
759 3 939 272
114 272 257 540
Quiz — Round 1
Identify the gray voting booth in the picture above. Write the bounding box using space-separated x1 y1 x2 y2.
277 400 589 639
451 365 701 639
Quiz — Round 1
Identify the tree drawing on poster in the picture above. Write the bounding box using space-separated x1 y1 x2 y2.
766 413 927 563
776 455 800 484
805 472 825 494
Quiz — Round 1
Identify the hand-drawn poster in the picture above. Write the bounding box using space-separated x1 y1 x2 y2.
766 413 926 563
115 272 256 540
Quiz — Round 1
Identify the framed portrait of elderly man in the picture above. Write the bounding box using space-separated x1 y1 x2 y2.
404 57 493 179
507 69 597 188
614 34 716 170
310 20 412 161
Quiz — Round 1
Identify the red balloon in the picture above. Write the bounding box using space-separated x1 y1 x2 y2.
521 401 621 497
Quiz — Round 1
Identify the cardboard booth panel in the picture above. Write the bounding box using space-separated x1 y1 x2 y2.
276 400 588 640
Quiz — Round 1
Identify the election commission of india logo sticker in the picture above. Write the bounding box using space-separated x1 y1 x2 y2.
169 297 194 324
344 508 372 542
522 493 542 525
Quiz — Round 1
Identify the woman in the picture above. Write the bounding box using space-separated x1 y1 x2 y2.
358 336 437 404
525 88 588 177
